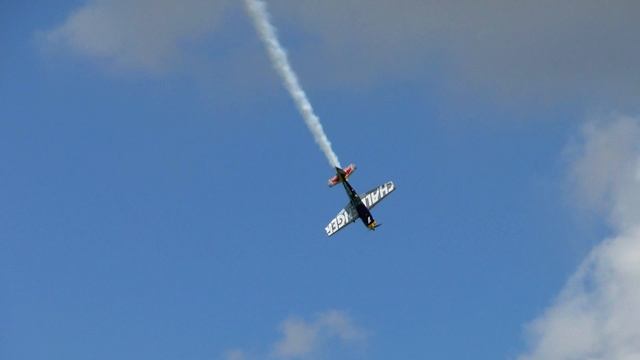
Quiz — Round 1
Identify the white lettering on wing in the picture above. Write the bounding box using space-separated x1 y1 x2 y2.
362 194 370 208
371 189 380 203
327 209 351 236
379 184 389 197
331 218 338 232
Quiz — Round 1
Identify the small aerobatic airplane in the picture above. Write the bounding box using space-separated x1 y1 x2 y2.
325 164 395 237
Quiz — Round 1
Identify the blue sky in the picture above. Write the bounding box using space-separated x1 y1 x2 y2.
3 1 640 359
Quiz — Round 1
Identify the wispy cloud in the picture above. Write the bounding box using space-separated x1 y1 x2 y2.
224 310 366 360
568 116 640 230
520 115 640 359
270 1 640 103
224 349 247 360
44 1 640 104
44 0 229 72
272 310 366 359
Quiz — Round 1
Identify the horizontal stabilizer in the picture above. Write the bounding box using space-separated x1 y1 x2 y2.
328 163 356 187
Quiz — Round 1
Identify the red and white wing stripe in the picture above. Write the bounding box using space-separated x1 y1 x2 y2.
327 163 356 187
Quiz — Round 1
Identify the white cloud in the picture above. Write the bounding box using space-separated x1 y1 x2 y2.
44 0 640 105
45 0 229 72
268 1 640 103
224 349 247 360
272 310 366 359
224 310 366 360
272 317 318 358
569 116 640 230
520 116 640 359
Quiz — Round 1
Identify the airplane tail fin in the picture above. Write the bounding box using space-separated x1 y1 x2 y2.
367 220 382 230
328 163 356 187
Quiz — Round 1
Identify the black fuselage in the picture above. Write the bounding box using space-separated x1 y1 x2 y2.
341 179 376 228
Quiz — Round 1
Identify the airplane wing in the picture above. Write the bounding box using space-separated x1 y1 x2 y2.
359 181 395 210
325 203 358 237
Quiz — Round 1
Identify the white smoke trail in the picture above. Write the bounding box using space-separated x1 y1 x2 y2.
243 0 341 169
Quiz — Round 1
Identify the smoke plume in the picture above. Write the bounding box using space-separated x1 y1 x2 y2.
243 0 341 168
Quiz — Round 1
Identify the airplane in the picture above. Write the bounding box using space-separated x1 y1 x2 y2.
325 164 395 236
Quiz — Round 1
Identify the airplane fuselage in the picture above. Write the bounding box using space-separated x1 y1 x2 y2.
341 179 377 230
